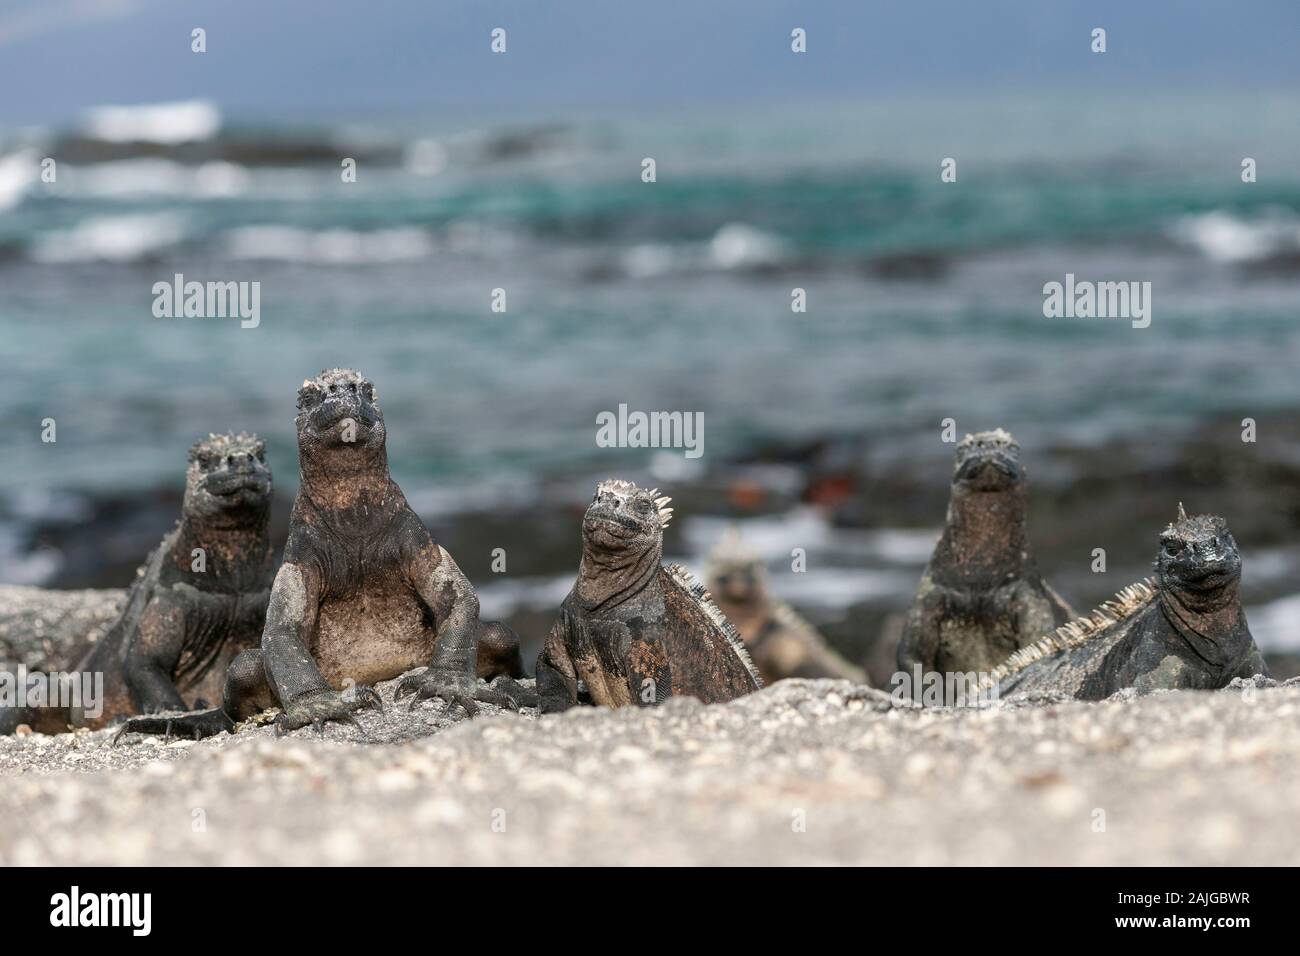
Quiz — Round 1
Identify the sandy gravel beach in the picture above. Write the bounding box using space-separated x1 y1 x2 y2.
3 676 1296 866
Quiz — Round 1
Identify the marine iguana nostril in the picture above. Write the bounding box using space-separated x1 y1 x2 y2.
536 479 761 713
896 429 1074 700
973 506 1268 700
114 368 528 743
1 433 275 735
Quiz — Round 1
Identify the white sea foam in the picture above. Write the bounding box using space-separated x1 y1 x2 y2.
31 213 188 263
405 138 449 176
1171 211 1300 263
682 507 938 567
0 524 61 586
1244 594 1300 653
766 565 915 607
64 158 251 198
618 224 788 278
222 225 435 263
477 574 575 618
708 222 787 270
80 100 221 145
0 149 38 210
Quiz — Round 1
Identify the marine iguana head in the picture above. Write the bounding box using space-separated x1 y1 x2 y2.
706 526 768 606
576 479 673 609
1155 506 1241 612
295 368 388 478
935 429 1033 584
952 429 1022 494
582 479 672 554
182 432 272 529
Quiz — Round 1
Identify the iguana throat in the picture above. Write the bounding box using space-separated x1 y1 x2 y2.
1158 566 1243 670
932 428 1031 588
935 483 1029 586
576 539 662 611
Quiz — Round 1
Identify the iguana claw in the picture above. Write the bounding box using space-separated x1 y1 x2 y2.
274 685 381 737
397 669 527 718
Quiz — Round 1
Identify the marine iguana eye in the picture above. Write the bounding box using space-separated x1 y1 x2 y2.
635 498 653 514
1162 539 1184 556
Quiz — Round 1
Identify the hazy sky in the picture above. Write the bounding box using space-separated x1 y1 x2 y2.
1 0 1297 125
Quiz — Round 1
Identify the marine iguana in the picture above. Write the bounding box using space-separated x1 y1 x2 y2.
896 430 1073 695
975 507 1268 700
706 527 867 685
116 368 526 741
536 479 762 713
1 433 274 734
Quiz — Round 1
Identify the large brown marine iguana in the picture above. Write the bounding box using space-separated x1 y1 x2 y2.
536 479 762 713
896 430 1073 694
975 508 1268 700
1 433 274 734
116 369 526 741
706 527 867 685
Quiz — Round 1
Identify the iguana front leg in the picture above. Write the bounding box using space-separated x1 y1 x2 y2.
396 544 523 716
536 611 579 713
262 561 382 733
1230 643 1270 682
896 581 941 702
121 594 189 714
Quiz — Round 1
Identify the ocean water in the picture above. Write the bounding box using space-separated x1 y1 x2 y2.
2 93 1300 626
4 92 1300 493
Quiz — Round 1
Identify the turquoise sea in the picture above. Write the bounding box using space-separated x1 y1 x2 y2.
2 92 1300 655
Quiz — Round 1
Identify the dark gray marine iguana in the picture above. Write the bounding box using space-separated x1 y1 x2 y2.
897 430 1073 695
536 479 762 713
1 433 274 734
706 527 867 685
971 507 1268 701
116 368 527 741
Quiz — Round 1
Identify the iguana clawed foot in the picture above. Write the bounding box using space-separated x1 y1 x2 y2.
112 708 235 746
274 685 382 737
394 670 533 717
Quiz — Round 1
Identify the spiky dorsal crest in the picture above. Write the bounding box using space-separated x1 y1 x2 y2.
595 478 674 526
956 428 1019 455
188 431 264 464
666 563 763 688
969 578 1159 695
297 368 377 409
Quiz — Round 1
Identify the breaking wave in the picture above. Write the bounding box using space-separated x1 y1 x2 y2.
79 100 221 145
30 213 189 263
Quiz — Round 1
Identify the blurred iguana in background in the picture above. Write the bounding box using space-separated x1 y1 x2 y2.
706 527 867 685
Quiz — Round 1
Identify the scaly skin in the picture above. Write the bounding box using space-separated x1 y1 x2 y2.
706 527 867 685
115 369 527 742
1 433 274 734
897 430 1073 697
984 508 1268 700
536 479 762 713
